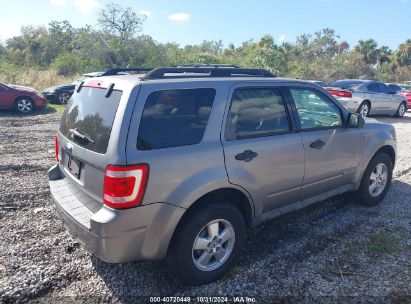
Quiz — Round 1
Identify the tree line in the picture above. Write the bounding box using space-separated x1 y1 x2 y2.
1 3 411 83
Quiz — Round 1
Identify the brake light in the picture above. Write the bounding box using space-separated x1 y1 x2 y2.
103 164 149 209
86 80 105 88
326 89 352 98
55 136 59 162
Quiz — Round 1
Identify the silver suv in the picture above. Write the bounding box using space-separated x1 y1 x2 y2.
49 67 396 285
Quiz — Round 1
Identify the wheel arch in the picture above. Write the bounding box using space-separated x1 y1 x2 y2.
14 95 35 103
177 187 254 230
374 145 396 168
362 99 371 110
354 143 396 188
165 187 254 259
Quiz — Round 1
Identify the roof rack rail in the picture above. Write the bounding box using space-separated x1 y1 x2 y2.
143 67 275 79
102 67 153 76
174 64 240 68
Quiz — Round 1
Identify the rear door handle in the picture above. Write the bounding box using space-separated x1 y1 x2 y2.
235 150 258 162
309 139 326 149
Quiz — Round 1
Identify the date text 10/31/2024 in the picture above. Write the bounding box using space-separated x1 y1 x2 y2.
149 296 257 303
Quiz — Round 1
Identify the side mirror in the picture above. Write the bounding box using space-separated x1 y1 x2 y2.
347 113 365 128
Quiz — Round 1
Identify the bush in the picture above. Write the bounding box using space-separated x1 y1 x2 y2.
51 53 83 76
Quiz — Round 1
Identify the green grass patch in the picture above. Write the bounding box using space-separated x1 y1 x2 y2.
365 231 399 254
46 103 66 113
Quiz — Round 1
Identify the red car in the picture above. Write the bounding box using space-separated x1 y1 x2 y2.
400 90 411 110
0 83 47 114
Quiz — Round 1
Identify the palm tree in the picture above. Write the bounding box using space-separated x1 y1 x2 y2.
355 39 378 64
396 39 411 66
377 46 392 65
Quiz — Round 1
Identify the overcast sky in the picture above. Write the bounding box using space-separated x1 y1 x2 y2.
1 0 410 49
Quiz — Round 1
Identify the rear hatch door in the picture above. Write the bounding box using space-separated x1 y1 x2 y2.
58 81 129 205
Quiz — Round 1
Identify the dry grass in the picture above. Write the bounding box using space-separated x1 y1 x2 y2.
0 67 78 91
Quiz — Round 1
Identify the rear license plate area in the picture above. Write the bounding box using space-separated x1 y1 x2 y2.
68 156 82 179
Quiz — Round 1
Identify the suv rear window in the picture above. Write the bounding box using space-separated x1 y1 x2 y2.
59 87 122 154
137 88 216 150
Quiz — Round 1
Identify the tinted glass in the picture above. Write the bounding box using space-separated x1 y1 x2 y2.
377 83 391 94
59 87 122 154
367 83 380 93
138 88 216 150
388 84 402 92
290 88 342 129
329 80 365 89
226 88 290 140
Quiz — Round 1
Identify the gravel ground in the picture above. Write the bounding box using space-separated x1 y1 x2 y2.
0 108 410 304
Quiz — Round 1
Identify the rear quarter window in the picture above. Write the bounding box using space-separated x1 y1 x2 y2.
137 88 216 150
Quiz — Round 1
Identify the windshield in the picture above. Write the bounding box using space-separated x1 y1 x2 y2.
59 87 123 154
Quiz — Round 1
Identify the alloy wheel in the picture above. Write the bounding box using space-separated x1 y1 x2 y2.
369 163 388 197
360 103 369 117
192 219 235 272
17 99 33 113
58 92 71 104
399 104 406 117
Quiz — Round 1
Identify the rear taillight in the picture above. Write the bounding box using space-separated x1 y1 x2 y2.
55 136 59 162
103 164 149 209
85 80 105 89
326 89 352 98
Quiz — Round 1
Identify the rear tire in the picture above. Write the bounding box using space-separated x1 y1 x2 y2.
355 153 393 206
394 102 406 118
357 101 370 118
58 91 71 105
13 97 34 114
167 202 246 286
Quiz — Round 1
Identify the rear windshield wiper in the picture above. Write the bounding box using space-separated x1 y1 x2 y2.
69 128 95 144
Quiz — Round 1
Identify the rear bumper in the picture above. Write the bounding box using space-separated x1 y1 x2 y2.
48 164 185 263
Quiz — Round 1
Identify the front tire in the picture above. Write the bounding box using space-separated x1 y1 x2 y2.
167 202 246 286
14 97 34 114
394 102 406 118
355 153 393 206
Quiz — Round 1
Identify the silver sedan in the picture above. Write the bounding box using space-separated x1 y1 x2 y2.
326 79 407 117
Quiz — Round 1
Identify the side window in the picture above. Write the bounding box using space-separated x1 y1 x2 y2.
137 88 216 150
391 85 402 92
367 83 380 93
289 88 343 130
377 83 390 94
226 88 290 140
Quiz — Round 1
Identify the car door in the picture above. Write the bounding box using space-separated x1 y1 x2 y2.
377 83 402 114
366 82 390 114
377 83 399 114
286 86 367 199
222 84 305 215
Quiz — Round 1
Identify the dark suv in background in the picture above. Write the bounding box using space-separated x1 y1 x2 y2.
49 66 396 285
